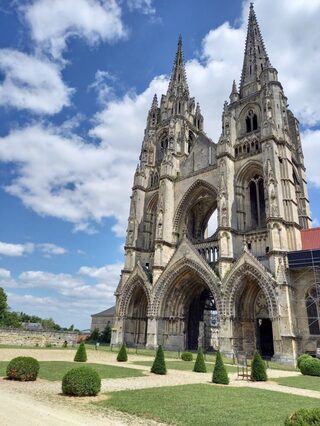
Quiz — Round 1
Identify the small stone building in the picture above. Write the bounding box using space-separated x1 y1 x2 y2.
91 306 115 332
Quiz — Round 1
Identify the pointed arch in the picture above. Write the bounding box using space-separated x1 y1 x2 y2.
151 256 221 317
222 257 278 319
118 268 151 317
173 179 218 236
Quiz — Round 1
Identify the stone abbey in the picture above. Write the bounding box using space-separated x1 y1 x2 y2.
111 4 320 363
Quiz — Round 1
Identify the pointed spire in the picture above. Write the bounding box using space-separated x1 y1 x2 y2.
167 35 189 96
151 93 158 109
229 80 239 103
240 3 271 95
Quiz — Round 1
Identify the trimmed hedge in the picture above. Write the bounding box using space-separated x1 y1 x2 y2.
181 352 193 362
62 366 101 396
117 343 128 362
193 347 206 373
251 351 267 381
212 350 229 385
284 408 320 425
74 342 87 362
151 345 167 375
6 356 39 381
299 356 320 376
297 353 312 370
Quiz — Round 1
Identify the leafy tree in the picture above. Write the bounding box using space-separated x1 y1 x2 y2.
0 287 8 323
251 351 267 381
151 345 167 375
90 328 100 342
74 342 87 362
212 350 229 385
68 324 74 331
4 311 21 328
117 343 128 362
100 325 112 344
193 347 207 373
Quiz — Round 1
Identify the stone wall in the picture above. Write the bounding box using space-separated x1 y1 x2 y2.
0 328 78 347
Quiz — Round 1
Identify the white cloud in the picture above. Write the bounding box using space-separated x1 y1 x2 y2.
37 243 67 255
79 262 122 281
301 129 320 189
0 242 34 257
0 49 73 114
0 268 11 279
24 0 127 59
126 0 155 15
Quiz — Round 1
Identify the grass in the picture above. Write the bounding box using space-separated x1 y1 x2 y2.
275 375 320 392
0 360 144 381
133 360 237 372
96 384 320 426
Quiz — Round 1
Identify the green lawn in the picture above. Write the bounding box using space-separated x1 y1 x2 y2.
96 384 320 426
0 361 144 381
133 360 237 372
275 375 320 392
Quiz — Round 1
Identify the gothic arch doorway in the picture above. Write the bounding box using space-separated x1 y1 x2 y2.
124 285 148 346
233 280 274 357
157 268 218 351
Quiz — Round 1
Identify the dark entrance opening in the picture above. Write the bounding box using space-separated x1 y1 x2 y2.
257 318 274 357
187 289 216 350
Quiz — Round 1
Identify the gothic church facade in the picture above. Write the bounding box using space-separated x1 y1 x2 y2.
111 5 318 363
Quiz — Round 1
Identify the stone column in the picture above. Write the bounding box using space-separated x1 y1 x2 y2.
146 317 158 348
111 317 125 345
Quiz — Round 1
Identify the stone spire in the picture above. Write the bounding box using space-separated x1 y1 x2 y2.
229 80 239 103
167 35 189 97
151 93 158 109
240 3 271 95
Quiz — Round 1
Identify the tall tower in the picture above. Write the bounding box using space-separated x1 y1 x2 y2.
111 5 311 363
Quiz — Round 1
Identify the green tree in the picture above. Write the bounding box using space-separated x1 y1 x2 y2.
90 328 100 342
212 350 229 385
117 343 128 362
193 347 207 373
4 311 21 328
0 287 8 324
74 342 87 362
251 351 267 381
100 325 112 343
151 345 167 375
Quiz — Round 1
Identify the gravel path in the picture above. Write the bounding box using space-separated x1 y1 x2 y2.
1 347 319 426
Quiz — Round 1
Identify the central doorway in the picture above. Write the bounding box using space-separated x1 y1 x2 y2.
257 318 274 357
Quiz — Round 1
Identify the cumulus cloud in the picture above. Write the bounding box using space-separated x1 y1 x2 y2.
0 268 11 279
37 243 67 256
0 242 34 257
24 0 127 59
301 129 320 189
126 0 155 15
0 49 73 114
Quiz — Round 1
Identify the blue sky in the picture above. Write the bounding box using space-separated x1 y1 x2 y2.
0 0 319 329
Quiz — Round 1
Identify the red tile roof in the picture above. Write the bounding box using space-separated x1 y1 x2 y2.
301 227 320 250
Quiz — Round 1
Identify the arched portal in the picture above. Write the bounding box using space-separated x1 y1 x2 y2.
124 285 148 346
233 278 274 357
157 267 218 351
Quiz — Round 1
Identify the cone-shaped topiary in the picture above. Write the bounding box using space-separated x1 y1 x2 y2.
151 345 167 375
251 351 267 381
193 347 207 373
117 343 128 362
212 350 229 385
74 342 87 362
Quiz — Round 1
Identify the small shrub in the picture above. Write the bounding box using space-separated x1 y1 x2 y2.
193 347 206 373
151 345 167 375
6 356 39 381
74 342 87 362
62 367 101 396
181 352 193 361
251 351 267 381
117 343 128 362
212 350 229 385
297 353 311 370
300 356 320 376
284 408 320 425
62 340 68 348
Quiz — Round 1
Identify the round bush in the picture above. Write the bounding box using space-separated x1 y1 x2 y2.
297 353 311 370
62 367 101 396
6 356 39 381
299 356 320 376
284 408 320 425
181 352 193 361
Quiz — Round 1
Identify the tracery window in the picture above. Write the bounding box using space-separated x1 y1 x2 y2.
249 175 266 228
246 109 258 133
306 285 320 335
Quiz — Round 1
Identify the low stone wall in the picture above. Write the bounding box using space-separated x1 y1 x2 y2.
0 328 78 347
